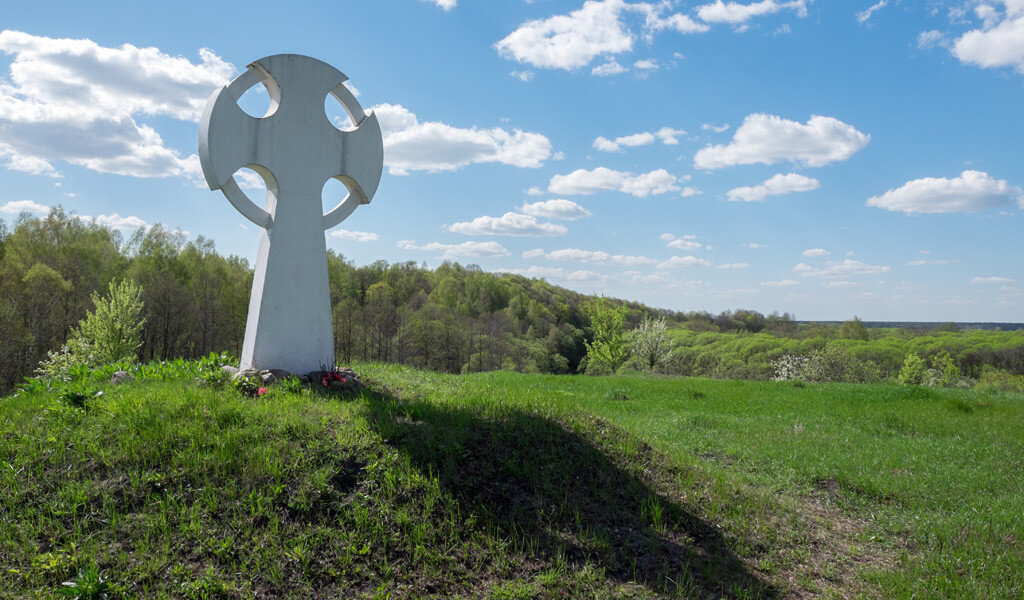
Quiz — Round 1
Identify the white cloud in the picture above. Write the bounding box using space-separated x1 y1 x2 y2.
793 259 892 277
530 247 656 266
421 0 456 10
701 123 730 133
511 70 535 82
330 229 380 242
802 248 830 257
693 113 870 170
500 265 571 279
525 186 545 196
0 30 232 179
680 186 703 197
823 280 865 288
634 58 659 70
661 233 704 250
398 239 510 259
643 10 711 34
447 212 568 236
659 255 712 268
951 2 1024 74
549 167 680 196
592 59 629 76
592 127 686 151
726 172 820 202
520 198 592 220
742 242 767 249
763 279 799 286
917 30 950 50
0 199 49 215
716 262 750 269
866 170 1024 214
373 103 553 175
971 276 1015 284
495 0 636 70
92 213 149 230
856 1 888 24
695 0 808 24
495 0 709 72
655 127 687 144
593 131 655 152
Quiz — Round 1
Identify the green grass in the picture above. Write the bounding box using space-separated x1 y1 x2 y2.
2 364 1021 598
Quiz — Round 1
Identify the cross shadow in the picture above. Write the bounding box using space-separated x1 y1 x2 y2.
362 391 778 599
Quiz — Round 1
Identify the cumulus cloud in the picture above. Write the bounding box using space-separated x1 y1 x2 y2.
592 127 686 152
951 2 1024 74
763 279 799 286
549 167 680 196
634 58 659 70
421 0 456 10
659 255 712 268
695 0 808 24
802 248 830 257
519 198 592 220
527 247 656 266
594 131 654 151
866 170 1024 214
971 276 1015 284
726 172 820 202
741 242 767 249
495 0 636 70
716 262 750 269
680 186 703 197
660 233 704 250
373 103 553 175
592 59 629 75
398 239 510 259
793 259 891 277
0 199 50 214
447 212 568 236
92 213 150 230
856 1 888 24
701 123 730 133
0 30 232 179
329 229 380 242
693 113 870 170
495 0 708 72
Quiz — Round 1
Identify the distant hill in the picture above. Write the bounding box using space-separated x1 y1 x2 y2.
799 321 1024 331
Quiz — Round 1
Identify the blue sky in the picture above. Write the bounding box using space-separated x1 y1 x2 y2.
1 0 1022 321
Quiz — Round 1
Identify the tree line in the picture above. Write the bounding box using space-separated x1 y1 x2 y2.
3 209 1022 395
1 209 675 393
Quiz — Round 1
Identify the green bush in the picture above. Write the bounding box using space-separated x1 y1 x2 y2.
628 316 674 372
38 279 145 380
932 352 960 388
898 353 926 385
582 298 629 375
975 369 1024 393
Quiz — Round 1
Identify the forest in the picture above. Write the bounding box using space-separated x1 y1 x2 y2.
2 208 1023 395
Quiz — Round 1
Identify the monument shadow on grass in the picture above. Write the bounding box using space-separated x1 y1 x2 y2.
362 391 778 599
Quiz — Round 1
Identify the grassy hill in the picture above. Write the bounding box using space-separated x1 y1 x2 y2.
2 364 1021 599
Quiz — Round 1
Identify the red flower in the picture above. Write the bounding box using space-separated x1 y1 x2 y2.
257 387 268 396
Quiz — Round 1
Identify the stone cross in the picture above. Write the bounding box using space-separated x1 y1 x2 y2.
199 54 383 374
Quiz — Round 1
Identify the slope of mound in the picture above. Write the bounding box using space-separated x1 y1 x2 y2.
8 364 998 599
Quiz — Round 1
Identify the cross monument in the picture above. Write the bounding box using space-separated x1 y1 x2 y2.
198 54 383 374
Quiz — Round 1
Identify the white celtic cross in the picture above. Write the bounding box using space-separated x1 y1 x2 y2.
198 54 383 374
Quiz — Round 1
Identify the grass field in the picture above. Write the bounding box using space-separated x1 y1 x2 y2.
1 363 1021 599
